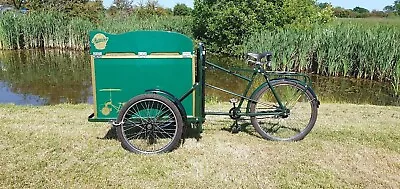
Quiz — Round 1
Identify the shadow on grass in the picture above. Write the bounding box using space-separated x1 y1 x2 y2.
220 119 262 139
98 120 262 146
99 127 118 140
98 125 204 143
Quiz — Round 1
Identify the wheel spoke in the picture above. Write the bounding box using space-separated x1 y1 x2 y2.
285 89 303 109
123 123 144 132
127 130 147 140
155 125 175 138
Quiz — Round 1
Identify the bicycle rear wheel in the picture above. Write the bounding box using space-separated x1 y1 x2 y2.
249 80 318 141
116 94 183 154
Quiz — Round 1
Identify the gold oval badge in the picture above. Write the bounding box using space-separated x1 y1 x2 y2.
92 33 109 50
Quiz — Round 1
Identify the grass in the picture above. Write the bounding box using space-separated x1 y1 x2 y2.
1 103 399 188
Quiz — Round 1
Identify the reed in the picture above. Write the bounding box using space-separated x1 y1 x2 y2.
392 60 400 96
244 19 400 94
0 11 94 50
0 11 192 50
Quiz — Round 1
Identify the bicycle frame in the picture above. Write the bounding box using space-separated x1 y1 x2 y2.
201 59 312 119
203 61 294 117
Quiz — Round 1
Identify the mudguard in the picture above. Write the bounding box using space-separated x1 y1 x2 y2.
246 78 320 112
145 89 188 123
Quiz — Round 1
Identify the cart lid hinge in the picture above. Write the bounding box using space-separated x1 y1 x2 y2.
138 52 147 58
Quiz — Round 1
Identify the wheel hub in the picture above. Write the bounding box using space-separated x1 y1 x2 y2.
281 109 290 118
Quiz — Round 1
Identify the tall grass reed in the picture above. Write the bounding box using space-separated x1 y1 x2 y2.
0 11 192 50
244 21 400 95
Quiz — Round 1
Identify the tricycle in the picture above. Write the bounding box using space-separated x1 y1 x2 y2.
88 31 320 154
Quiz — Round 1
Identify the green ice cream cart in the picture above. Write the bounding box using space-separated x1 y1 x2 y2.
88 30 319 154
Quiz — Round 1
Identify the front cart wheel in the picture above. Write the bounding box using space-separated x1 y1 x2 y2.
116 94 183 154
249 80 318 141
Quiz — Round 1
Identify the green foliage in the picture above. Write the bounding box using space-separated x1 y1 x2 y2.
193 0 333 54
99 15 193 37
173 3 192 16
396 0 400 15
0 0 105 23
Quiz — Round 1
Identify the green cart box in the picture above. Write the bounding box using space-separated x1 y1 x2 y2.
88 30 196 122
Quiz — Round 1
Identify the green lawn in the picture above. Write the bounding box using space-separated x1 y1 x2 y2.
0 103 399 188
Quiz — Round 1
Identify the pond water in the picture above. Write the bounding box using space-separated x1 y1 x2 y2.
0 50 398 106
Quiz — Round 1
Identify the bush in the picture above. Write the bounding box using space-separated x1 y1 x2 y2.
193 0 333 55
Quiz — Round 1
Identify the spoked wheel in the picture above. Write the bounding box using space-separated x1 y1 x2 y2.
116 94 183 154
249 80 318 141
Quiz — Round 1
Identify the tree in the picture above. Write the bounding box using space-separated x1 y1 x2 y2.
164 7 173 15
82 0 105 23
395 0 400 15
113 0 133 10
193 0 333 54
107 5 119 16
370 10 388 17
353 6 369 14
0 0 26 9
317 2 330 9
173 3 191 16
383 5 395 13
134 0 170 16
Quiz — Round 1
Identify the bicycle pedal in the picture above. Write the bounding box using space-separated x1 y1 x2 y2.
231 126 240 134
230 121 240 134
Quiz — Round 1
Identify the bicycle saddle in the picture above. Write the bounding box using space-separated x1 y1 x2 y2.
247 52 273 61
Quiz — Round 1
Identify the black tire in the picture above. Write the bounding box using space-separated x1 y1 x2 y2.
249 80 318 141
116 94 183 154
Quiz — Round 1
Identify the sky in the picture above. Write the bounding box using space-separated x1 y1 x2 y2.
102 0 395 11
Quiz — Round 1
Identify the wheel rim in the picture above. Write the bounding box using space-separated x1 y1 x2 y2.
254 83 314 140
121 98 179 153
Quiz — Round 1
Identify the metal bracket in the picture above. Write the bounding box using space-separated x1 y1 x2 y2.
111 121 124 127
182 52 192 58
93 52 102 58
